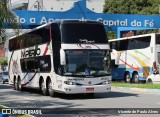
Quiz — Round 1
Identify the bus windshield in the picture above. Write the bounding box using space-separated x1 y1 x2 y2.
63 50 111 77
61 22 108 43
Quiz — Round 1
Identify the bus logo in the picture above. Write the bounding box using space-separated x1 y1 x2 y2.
21 48 41 58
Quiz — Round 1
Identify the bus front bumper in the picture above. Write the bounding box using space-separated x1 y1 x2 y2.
62 84 111 94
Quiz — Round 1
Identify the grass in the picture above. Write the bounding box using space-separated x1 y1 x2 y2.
112 82 160 89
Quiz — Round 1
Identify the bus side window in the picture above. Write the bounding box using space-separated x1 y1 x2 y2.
119 40 128 51
38 55 51 72
128 39 135 50
21 58 39 72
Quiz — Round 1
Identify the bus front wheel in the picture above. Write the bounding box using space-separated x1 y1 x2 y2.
132 73 139 83
47 79 57 97
40 78 47 96
124 72 131 83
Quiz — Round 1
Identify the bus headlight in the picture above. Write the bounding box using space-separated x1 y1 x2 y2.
103 80 111 84
64 81 76 85
102 81 107 85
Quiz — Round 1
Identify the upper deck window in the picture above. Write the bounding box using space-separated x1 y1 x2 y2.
61 22 108 44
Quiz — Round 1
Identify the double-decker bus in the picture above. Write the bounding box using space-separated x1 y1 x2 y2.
8 20 111 97
109 33 160 83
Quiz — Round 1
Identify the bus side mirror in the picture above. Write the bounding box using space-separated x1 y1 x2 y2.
60 49 66 65
112 49 120 66
111 49 120 68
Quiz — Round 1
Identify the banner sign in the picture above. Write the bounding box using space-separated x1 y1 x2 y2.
6 0 160 32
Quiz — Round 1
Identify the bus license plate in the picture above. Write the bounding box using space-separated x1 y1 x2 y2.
86 88 94 91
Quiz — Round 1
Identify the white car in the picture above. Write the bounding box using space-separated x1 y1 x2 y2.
146 70 160 84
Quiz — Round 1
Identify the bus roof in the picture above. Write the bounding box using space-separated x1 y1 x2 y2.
9 19 103 40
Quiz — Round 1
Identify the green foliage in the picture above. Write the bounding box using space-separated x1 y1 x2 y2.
107 31 117 40
103 0 160 38
0 58 8 71
104 0 160 15
0 0 20 41
0 58 7 65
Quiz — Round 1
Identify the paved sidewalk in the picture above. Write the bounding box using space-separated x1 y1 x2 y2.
112 86 160 94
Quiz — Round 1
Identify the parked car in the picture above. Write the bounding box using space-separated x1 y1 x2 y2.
146 69 160 84
0 71 9 84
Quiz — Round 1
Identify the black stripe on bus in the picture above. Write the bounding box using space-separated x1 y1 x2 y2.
8 51 14 83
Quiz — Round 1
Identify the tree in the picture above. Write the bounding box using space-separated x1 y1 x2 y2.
0 58 7 71
0 0 19 42
104 0 160 15
103 0 160 39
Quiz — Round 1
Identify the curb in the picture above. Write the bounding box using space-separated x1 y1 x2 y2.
112 86 160 94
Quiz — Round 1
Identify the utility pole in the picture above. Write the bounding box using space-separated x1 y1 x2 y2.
37 0 43 11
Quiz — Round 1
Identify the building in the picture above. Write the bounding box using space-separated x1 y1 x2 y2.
9 0 105 13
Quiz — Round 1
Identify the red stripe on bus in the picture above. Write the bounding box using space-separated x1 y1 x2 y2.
43 44 48 56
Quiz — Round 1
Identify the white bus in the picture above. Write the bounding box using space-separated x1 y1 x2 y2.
8 20 111 97
109 33 160 83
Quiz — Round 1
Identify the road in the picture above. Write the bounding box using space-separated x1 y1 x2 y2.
0 83 160 116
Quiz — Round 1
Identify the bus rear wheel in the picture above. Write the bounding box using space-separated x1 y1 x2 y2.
147 79 153 84
40 78 47 96
14 78 18 90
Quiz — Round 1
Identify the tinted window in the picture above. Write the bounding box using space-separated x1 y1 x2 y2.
110 36 151 51
156 34 160 44
61 22 108 43
158 52 160 64
9 26 50 51
20 55 51 72
128 36 151 50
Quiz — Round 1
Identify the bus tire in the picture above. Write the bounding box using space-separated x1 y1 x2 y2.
40 78 47 96
132 73 139 83
14 78 18 90
18 77 23 91
124 72 131 83
47 79 56 97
